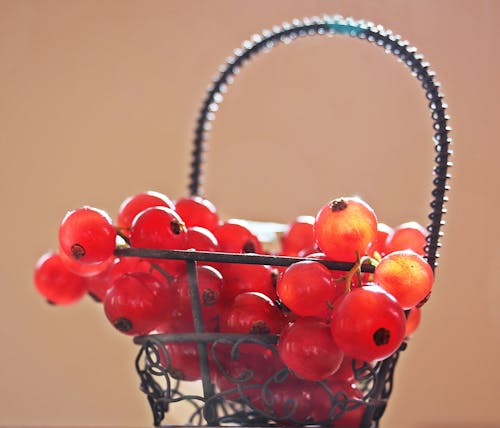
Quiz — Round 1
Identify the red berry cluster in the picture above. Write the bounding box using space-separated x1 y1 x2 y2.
34 192 433 425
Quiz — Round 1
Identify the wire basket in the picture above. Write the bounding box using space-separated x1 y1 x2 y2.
115 14 452 428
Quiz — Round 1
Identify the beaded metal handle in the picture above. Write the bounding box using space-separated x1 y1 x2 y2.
188 15 452 271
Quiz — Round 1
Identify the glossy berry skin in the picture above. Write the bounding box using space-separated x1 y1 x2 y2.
281 216 315 256
374 250 434 309
59 206 116 264
130 206 187 250
329 356 355 383
59 248 114 278
385 221 427 256
85 257 153 302
221 292 283 334
84 264 114 302
34 252 88 305
405 306 422 336
117 191 175 232
330 285 406 362
213 221 262 254
278 317 344 381
104 272 172 335
314 197 378 262
368 222 394 257
175 196 220 231
219 263 277 302
173 265 224 332
186 226 219 252
277 261 337 320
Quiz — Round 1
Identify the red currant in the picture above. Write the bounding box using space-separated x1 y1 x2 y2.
368 222 394 257
219 263 277 302
104 272 172 335
221 292 283 334
130 206 187 250
330 285 406 362
385 221 427 256
405 306 422 336
34 252 88 305
374 250 434 309
213 221 262 254
277 260 337 320
85 256 153 302
314 197 378 262
175 196 220 231
278 317 344 381
59 206 116 264
173 265 224 332
280 216 315 256
59 248 114 277
117 191 175 233
186 226 219 252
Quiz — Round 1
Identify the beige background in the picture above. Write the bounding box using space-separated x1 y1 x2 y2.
1 1 499 427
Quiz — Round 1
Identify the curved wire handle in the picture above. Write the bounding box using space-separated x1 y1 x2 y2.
188 15 452 271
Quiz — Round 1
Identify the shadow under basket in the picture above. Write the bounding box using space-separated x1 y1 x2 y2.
116 14 452 428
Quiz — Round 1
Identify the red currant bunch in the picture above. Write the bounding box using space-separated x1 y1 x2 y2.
35 190 435 425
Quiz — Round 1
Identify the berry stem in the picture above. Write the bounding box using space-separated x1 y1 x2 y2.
332 252 380 293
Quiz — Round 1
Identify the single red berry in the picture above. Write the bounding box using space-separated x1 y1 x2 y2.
219 263 277 302
385 221 427 256
175 196 220 231
281 216 315 256
330 285 406 362
374 250 434 309
221 292 283 334
59 248 114 277
405 306 422 336
104 272 173 335
368 222 394 257
278 317 344 381
173 265 224 332
34 252 88 305
117 191 175 233
314 197 377 262
108 257 153 282
186 226 219 252
59 206 116 264
85 256 153 302
277 261 337 320
130 206 187 250
84 264 114 302
213 221 262 254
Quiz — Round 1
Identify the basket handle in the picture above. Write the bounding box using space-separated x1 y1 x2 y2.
188 15 452 271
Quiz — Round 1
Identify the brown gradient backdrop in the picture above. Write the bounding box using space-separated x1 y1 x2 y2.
1 1 499 427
